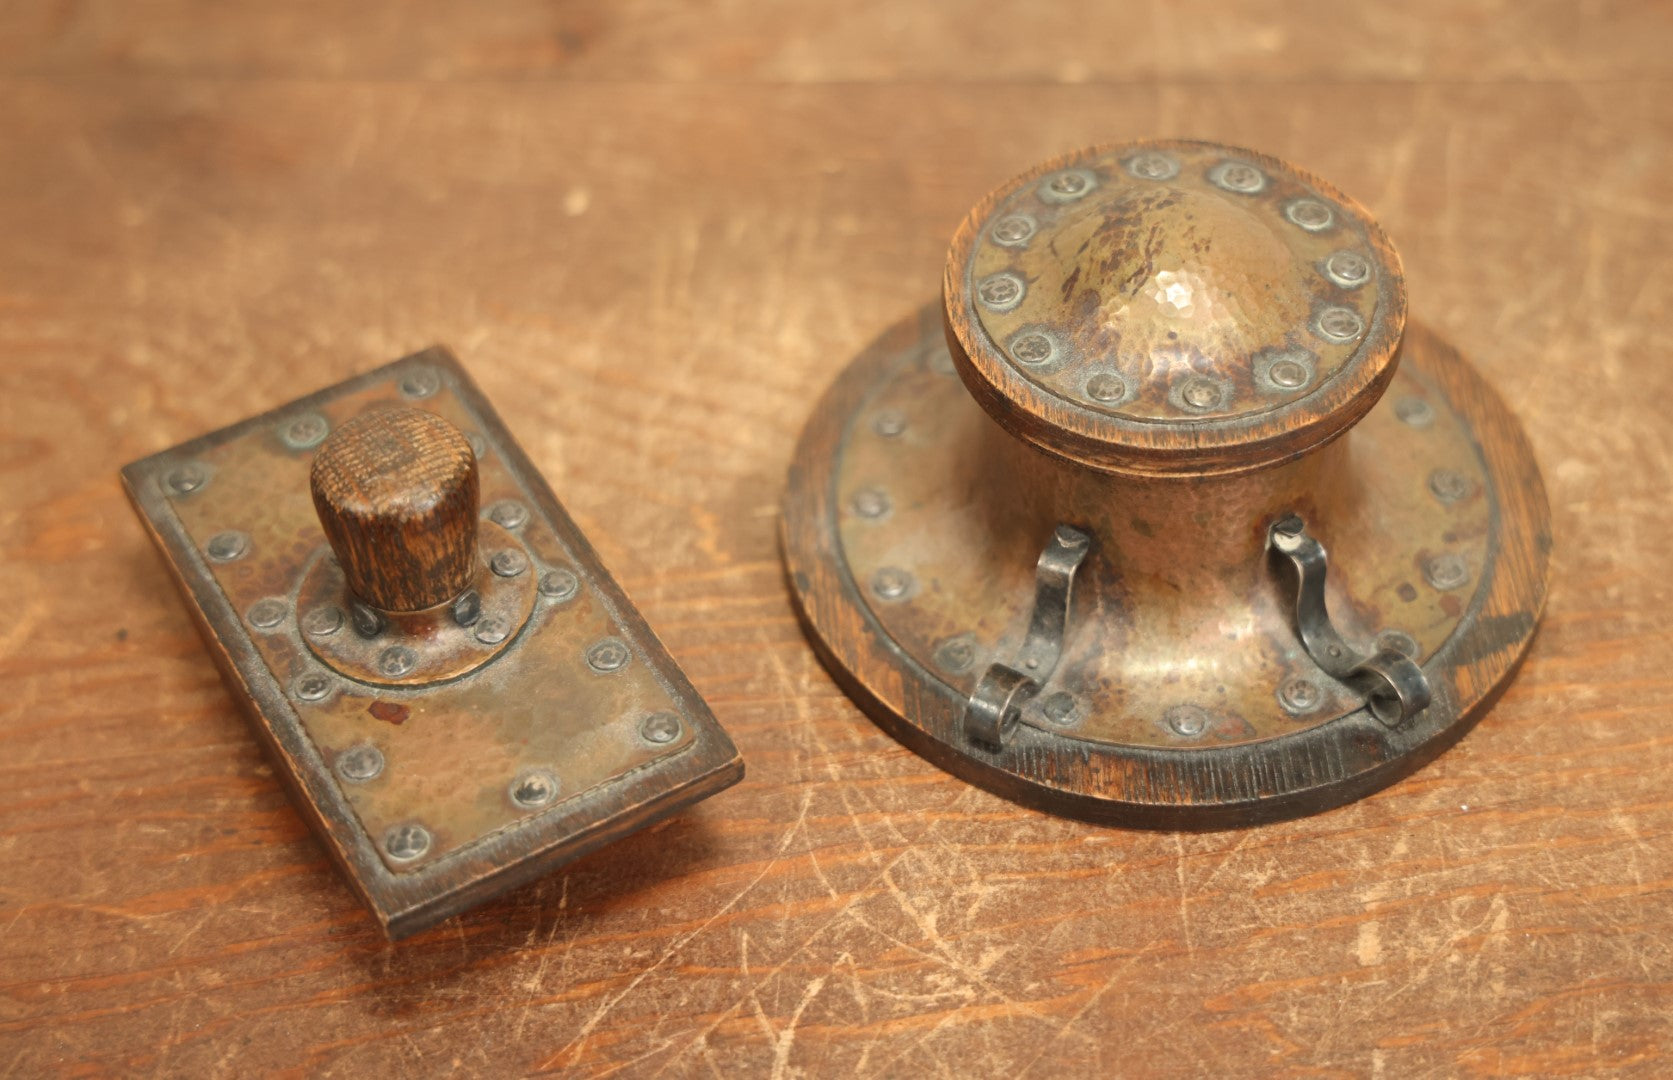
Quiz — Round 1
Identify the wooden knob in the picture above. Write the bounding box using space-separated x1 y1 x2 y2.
310 407 479 612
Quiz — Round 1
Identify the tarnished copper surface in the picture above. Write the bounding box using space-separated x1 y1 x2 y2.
944 140 1406 478
158 371 693 873
783 302 1547 824
294 524 535 687
125 349 743 935
963 150 1382 421
784 139 1548 824
836 311 1488 748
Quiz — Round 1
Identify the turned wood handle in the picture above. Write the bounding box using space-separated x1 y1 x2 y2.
309 406 479 612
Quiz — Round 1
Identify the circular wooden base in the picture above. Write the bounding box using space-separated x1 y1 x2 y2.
781 304 1551 827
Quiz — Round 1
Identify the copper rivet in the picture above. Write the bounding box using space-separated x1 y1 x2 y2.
1315 307 1365 343
1424 554 1470 591
474 616 510 645
163 463 207 495
466 432 487 458
509 770 558 809
640 712 682 745
1040 169 1096 202
398 368 440 399
1209 161 1266 194
383 823 430 861
1165 705 1210 737
538 568 579 602
205 531 249 562
1181 379 1221 411
587 638 630 673
1324 250 1371 288
1010 332 1054 366
293 673 333 702
1085 373 1127 403
247 598 288 629
1041 692 1080 726
870 567 913 601
491 549 528 578
1278 677 1321 714
989 214 1036 246
851 488 890 519
303 605 344 637
1125 152 1178 180
487 500 528 529
280 413 329 450
1377 630 1420 658
338 744 384 783
1429 469 1472 503
977 273 1025 312
377 645 417 678
1284 199 1334 231
934 635 976 674
1268 359 1310 389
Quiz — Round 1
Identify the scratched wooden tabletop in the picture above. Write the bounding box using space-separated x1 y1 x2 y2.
3 3 1671 1076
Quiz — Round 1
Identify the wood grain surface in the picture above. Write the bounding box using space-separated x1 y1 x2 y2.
311 406 480 613
1 2 1670 1075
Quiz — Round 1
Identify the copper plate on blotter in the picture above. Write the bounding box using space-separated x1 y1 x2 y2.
123 348 742 937
782 139 1551 827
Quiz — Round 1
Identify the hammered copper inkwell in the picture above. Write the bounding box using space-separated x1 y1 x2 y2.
123 350 742 936
782 139 1551 826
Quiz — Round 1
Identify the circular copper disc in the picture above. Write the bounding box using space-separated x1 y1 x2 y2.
296 518 537 689
944 140 1406 478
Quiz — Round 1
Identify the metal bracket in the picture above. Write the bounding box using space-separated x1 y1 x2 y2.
1268 515 1431 727
965 525 1091 748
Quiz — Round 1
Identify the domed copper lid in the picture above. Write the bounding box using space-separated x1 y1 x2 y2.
944 139 1406 477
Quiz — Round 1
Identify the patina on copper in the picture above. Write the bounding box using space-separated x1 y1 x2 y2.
782 139 1550 826
123 349 743 937
947 141 1405 478
293 523 536 688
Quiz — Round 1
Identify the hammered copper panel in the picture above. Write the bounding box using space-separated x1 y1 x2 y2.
156 371 694 872
963 144 1385 424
